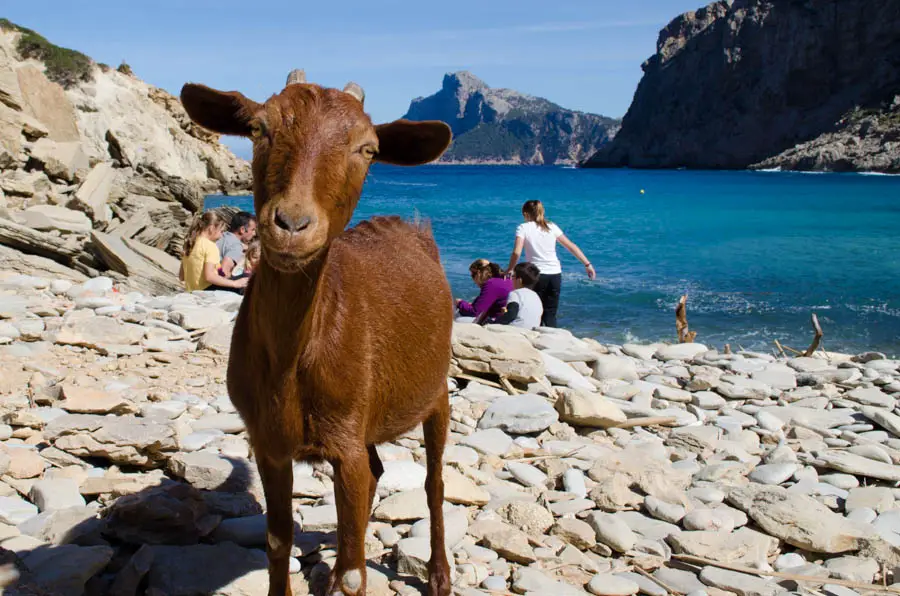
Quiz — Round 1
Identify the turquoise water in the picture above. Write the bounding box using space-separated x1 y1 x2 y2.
205 166 900 356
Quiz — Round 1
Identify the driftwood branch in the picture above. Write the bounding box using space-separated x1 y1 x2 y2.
803 313 823 357
675 294 697 343
672 554 900 594
498 376 520 396
613 416 678 429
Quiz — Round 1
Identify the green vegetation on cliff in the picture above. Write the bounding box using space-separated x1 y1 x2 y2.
0 18 93 88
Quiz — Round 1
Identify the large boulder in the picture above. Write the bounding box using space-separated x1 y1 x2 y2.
555 388 627 428
28 138 89 182
477 394 558 434
727 484 875 554
69 162 114 223
452 323 544 382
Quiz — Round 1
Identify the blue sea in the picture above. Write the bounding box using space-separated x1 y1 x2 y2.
205 166 900 356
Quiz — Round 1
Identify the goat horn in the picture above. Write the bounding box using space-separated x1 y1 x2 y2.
286 69 306 86
343 82 365 105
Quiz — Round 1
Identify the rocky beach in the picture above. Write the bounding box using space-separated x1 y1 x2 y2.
1 269 900 595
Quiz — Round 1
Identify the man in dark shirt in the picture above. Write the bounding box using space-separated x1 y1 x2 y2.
216 211 257 277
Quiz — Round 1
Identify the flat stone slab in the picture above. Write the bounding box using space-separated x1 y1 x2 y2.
477 394 558 434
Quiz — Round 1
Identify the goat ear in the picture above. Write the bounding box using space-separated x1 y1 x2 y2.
180 83 261 137
374 120 452 166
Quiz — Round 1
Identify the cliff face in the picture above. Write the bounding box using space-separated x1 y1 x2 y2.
0 21 250 293
404 72 620 165
582 0 900 172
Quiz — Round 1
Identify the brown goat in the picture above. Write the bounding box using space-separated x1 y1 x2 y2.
180 71 454 596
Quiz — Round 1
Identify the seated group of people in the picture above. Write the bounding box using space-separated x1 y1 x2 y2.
455 259 543 329
179 210 259 294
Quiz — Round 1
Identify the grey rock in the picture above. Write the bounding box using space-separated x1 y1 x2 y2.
29 479 86 512
23 544 114 596
699 566 786 596
478 394 558 434
727 484 874 553
587 573 640 596
587 511 636 552
748 463 798 486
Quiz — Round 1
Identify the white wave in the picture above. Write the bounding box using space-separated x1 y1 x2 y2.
858 171 900 177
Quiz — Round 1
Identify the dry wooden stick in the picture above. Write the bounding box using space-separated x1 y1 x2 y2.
803 313 823 357
613 416 678 429
672 554 900 594
498 376 520 396
634 567 682 595
675 294 697 343
509 446 585 463
773 339 788 358
454 373 504 390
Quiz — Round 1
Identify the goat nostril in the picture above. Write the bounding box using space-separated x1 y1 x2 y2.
274 210 292 231
274 210 312 233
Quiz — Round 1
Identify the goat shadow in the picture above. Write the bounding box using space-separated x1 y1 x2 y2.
0 456 373 596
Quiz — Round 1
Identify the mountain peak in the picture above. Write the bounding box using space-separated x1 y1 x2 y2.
403 72 620 165
443 71 488 94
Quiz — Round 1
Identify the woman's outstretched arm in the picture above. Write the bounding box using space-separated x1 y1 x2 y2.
558 234 596 280
506 237 524 275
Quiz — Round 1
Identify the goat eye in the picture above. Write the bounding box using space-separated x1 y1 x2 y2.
359 145 377 159
250 121 266 140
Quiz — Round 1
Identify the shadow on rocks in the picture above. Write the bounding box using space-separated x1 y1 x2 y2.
0 456 315 596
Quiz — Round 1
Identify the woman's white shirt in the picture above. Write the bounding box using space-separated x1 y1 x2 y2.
516 221 563 275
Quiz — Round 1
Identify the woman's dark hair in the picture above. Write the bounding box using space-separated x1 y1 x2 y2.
229 211 256 233
514 262 541 288
469 258 502 282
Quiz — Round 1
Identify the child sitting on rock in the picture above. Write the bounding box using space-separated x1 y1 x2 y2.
229 240 260 293
493 262 543 329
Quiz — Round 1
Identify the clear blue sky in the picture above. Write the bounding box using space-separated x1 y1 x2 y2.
5 0 703 157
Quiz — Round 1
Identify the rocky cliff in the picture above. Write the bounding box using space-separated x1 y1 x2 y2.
0 20 250 293
404 72 620 165
582 0 900 172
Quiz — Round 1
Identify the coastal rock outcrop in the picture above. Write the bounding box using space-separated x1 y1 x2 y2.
404 71 620 165
0 20 250 293
582 0 900 173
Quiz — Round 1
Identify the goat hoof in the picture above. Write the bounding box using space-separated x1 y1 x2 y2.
427 570 451 596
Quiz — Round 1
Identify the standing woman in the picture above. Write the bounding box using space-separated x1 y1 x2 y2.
505 200 595 327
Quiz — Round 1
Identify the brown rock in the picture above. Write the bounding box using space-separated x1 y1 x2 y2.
16 65 79 142
58 384 136 415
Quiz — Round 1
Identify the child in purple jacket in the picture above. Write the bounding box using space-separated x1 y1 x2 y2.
455 259 513 323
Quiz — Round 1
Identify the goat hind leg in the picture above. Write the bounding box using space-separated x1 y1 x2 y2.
327 450 370 596
423 396 451 596
367 444 384 513
257 454 294 596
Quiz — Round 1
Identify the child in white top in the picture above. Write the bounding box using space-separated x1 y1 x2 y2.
493 262 543 329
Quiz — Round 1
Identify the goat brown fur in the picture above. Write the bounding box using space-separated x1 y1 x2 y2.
180 77 453 596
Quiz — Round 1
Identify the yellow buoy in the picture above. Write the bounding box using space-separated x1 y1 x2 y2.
640 189 645 194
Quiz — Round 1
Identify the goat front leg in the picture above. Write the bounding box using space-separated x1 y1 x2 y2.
327 449 370 596
258 453 294 596
423 396 451 596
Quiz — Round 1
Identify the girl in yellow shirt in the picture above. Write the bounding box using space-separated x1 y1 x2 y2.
179 211 249 293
